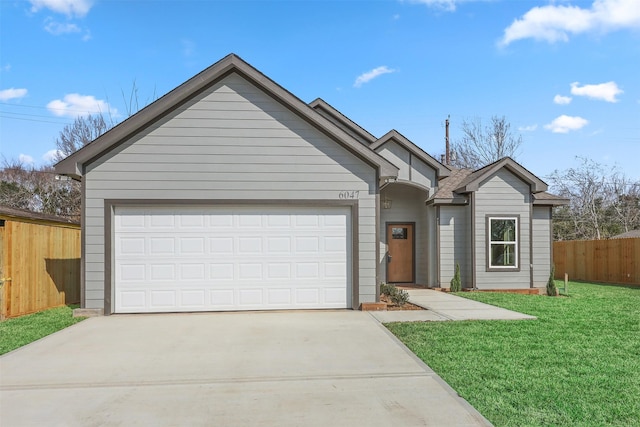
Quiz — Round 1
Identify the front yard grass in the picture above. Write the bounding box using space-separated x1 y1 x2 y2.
386 282 640 427
0 305 86 355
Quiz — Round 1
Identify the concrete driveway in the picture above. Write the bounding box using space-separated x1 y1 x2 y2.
1 311 491 426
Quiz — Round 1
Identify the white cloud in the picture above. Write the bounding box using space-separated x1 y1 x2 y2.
0 88 28 101
500 0 640 46
407 0 458 12
29 0 93 18
553 94 572 105
47 93 116 118
43 149 63 163
1 64 10 72
44 18 80 35
353 66 397 88
518 124 538 132
544 115 589 133
19 154 35 164
570 81 623 102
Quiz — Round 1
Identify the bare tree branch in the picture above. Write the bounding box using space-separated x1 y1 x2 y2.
54 114 109 162
549 157 640 240
450 116 522 169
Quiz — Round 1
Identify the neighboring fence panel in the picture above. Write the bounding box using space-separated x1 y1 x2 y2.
1 219 80 319
554 238 640 286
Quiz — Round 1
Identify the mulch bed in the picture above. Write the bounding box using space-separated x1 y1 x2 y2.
379 294 425 311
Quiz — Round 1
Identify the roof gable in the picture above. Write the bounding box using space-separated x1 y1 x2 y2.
427 158 567 206
454 157 547 193
56 54 398 180
371 130 451 178
309 98 377 146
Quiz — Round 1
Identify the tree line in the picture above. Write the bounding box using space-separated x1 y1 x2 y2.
2 114 638 240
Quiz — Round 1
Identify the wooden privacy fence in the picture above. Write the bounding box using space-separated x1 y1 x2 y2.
1 207 81 319
553 238 640 286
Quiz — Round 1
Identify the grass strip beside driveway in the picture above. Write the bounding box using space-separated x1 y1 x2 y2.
0 305 86 355
386 282 640 427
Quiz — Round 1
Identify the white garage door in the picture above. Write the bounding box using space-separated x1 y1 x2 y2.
114 206 350 313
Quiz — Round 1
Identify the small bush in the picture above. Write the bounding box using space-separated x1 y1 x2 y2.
546 265 558 296
390 289 410 306
380 282 395 297
450 262 462 292
380 282 409 306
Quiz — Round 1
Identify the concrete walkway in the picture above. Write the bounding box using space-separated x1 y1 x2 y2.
1 311 492 426
370 289 536 323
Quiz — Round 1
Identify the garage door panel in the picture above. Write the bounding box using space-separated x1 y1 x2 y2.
210 263 234 279
296 288 320 304
119 291 145 309
210 289 234 306
114 206 350 313
119 237 145 255
180 264 205 280
150 238 174 254
182 290 206 307
325 287 348 304
267 288 291 305
267 263 291 279
119 264 145 281
239 289 264 305
151 290 176 307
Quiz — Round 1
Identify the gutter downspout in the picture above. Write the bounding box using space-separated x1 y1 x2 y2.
471 192 476 290
436 205 441 288
529 194 534 288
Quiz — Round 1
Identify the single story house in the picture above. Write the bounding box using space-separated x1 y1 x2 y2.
56 54 568 315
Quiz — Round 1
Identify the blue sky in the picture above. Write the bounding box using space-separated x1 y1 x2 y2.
1 0 639 182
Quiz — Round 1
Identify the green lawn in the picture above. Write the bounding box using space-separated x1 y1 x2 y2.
0 305 86 355
386 282 640 427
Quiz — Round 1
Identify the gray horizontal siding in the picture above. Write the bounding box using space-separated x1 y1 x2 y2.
474 169 531 290
89 162 374 175
86 181 374 191
377 141 410 181
82 72 378 310
439 205 471 288
532 206 552 286
375 141 437 191
411 157 437 189
89 154 365 166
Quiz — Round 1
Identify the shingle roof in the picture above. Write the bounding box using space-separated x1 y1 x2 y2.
610 230 640 239
426 168 473 204
0 205 80 225
532 192 570 205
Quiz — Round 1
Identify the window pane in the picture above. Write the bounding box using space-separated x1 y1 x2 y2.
491 244 516 266
392 227 407 239
491 219 516 242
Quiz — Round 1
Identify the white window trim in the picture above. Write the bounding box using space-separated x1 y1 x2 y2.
488 216 519 270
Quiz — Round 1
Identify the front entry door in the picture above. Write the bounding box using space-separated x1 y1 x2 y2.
386 223 414 283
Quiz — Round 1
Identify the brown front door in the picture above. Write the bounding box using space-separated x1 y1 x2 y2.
386 223 414 283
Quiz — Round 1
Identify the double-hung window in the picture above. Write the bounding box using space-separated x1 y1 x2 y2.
488 216 518 270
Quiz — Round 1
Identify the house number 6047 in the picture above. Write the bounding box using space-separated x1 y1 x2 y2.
338 191 359 199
